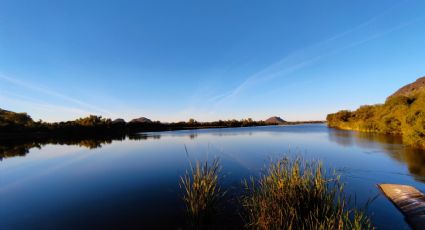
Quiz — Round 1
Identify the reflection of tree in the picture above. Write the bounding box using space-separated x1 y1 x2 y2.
0 143 41 160
128 133 161 140
0 133 162 161
329 129 403 148
78 140 108 149
328 128 425 182
328 129 356 147
399 147 425 181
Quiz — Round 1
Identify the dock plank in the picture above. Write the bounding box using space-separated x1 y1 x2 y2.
378 184 425 230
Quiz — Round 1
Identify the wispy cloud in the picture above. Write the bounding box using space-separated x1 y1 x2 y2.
207 4 417 110
0 74 117 118
0 93 97 121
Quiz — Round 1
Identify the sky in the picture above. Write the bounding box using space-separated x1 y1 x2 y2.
1 0 425 122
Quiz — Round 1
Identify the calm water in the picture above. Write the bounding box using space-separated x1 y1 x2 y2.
1 124 425 229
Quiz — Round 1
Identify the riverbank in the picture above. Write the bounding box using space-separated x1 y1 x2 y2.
327 77 425 149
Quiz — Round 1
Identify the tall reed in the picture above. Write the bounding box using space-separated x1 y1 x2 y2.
241 157 373 230
179 158 225 229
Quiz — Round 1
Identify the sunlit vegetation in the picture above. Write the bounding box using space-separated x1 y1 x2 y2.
179 157 373 229
327 90 425 149
179 158 226 229
240 157 373 230
74 115 112 126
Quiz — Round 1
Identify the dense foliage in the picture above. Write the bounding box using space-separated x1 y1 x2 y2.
327 90 425 148
0 109 35 130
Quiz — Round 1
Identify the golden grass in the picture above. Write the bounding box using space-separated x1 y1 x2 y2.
179 158 226 228
240 157 374 230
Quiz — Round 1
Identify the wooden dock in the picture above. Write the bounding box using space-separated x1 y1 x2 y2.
378 184 425 230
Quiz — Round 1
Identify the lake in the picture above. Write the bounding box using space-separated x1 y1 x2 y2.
1 124 425 229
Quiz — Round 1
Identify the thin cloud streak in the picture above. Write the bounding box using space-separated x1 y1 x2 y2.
208 15 417 111
0 94 97 121
0 74 117 118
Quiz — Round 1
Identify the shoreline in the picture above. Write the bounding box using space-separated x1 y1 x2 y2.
0 121 325 141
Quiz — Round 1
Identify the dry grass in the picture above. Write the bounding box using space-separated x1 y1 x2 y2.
240 157 374 230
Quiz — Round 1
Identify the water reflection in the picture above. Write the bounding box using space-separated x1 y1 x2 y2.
2 125 425 229
328 128 425 182
0 133 161 160
189 133 197 139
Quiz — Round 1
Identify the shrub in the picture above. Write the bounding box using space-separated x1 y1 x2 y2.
404 110 425 148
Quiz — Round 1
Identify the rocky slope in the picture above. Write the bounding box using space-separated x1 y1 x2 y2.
390 76 425 98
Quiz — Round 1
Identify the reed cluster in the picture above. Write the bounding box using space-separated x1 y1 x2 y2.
179 157 373 230
179 158 225 228
241 157 373 230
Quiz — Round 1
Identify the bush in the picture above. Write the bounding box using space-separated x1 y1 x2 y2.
404 110 425 148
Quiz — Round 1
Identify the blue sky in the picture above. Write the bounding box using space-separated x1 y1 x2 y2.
1 0 424 122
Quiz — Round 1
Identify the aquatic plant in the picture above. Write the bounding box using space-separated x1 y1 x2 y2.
240 157 373 230
179 157 226 229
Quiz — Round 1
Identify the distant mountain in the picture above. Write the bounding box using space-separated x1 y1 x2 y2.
265 116 286 124
390 76 425 98
112 118 126 124
130 117 152 123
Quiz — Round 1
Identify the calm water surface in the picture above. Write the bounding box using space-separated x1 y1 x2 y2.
1 124 425 229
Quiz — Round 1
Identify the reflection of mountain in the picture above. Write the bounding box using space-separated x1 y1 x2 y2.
328 128 425 182
0 133 161 161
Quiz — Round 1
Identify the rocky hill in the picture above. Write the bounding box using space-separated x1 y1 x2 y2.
130 117 152 123
112 118 126 124
265 116 286 124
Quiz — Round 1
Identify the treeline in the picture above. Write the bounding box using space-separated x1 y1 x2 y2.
327 90 425 148
0 109 272 139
